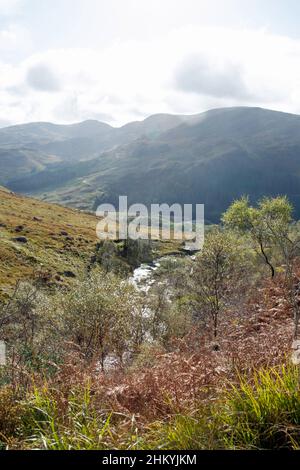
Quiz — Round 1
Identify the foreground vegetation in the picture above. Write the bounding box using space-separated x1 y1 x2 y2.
1 192 300 450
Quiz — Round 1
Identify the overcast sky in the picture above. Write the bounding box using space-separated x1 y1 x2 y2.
1 0 300 126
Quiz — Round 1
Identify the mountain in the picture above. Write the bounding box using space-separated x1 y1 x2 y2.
4 107 300 221
0 120 113 181
0 114 190 182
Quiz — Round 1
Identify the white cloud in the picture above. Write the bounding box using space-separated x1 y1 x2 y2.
0 0 23 16
2 26 300 126
26 63 61 92
0 23 30 51
174 55 251 100
0 22 32 66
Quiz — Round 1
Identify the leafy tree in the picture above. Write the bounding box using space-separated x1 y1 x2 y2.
92 240 130 276
60 270 144 369
223 195 300 339
191 228 243 339
0 281 60 371
122 238 153 268
222 196 293 278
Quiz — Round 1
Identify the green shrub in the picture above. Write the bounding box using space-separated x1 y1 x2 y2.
139 364 300 450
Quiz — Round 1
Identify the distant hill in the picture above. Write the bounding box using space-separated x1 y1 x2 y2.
0 114 189 182
4 107 300 221
0 120 112 181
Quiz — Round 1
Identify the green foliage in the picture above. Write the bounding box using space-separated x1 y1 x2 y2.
139 411 218 450
122 238 154 268
93 240 130 276
0 282 61 369
59 270 145 367
222 195 292 241
218 364 300 449
222 195 293 277
191 228 246 337
93 238 154 273
23 383 113 450
136 364 300 451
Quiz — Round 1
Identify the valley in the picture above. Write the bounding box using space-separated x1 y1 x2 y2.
3 107 300 221
1 107 300 451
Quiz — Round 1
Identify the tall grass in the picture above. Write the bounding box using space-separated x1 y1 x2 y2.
219 364 300 449
22 382 113 450
137 364 300 450
138 411 219 450
2 363 300 450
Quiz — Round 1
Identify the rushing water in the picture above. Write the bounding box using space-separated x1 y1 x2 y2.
130 260 161 291
102 261 161 370
131 252 196 291
104 253 196 370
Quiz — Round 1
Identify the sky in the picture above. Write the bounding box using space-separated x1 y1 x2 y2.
1 0 300 126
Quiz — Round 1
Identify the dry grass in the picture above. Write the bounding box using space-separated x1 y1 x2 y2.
0 188 101 299
25 271 293 436
0 189 183 299
0 287 295 450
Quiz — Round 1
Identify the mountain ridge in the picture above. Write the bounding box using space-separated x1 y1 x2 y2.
3 106 300 222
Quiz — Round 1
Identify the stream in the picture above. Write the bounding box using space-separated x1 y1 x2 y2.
131 251 196 291
130 259 161 291
103 252 196 370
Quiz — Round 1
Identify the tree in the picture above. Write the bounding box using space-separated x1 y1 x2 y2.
223 195 300 339
92 240 130 276
60 270 144 370
191 228 243 339
122 238 153 268
0 281 60 372
222 196 293 278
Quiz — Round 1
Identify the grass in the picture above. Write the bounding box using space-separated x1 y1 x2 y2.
22 383 114 450
2 190 296 450
0 188 184 299
19 383 214 450
129 364 300 450
0 188 104 299
218 364 300 449
1 362 300 450
136 412 217 450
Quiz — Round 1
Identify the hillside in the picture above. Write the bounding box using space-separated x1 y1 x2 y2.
7 107 300 222
0 187 100 299
0 188 180 299
0 120 113 181
0 114 190 183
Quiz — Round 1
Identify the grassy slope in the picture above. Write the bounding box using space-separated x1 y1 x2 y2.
0 188 99 299
0 188 182 299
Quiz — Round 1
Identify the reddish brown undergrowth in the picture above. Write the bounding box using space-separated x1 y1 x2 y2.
23 271 293 428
